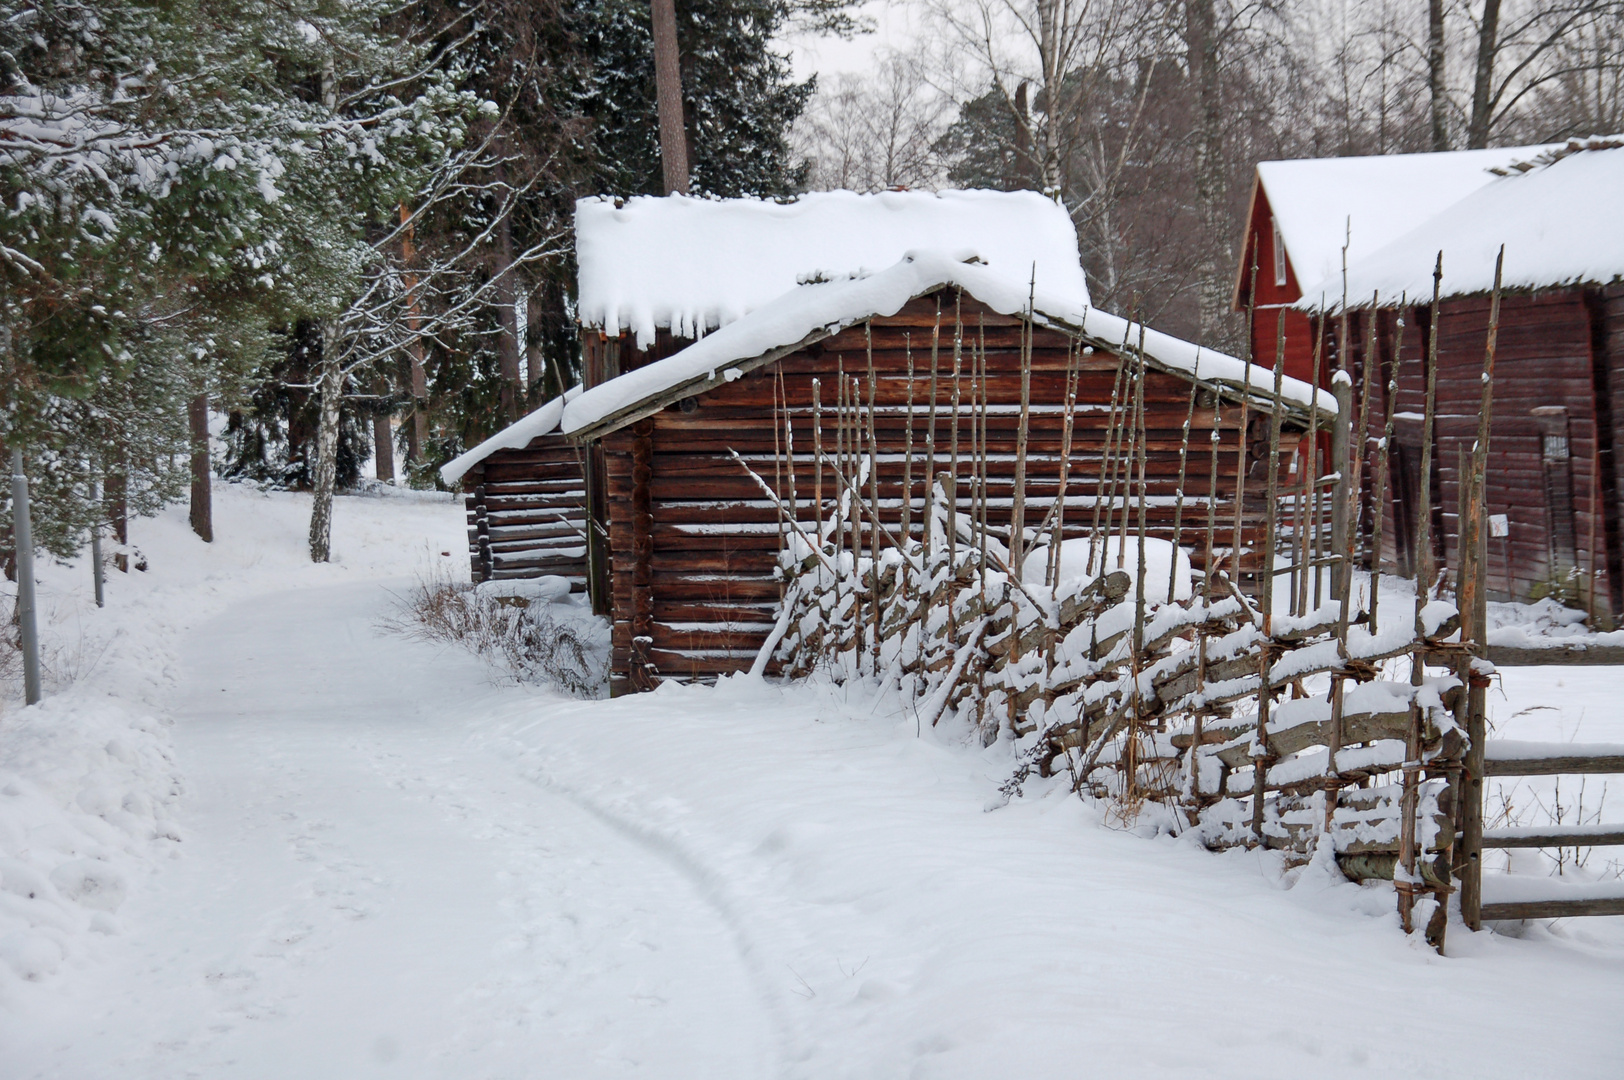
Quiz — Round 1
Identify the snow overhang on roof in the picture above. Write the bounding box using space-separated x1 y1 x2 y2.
574 189 1091 349
1253 140 1564 301
439 384 582 486
1296 137 1624 311
561 250 1336 443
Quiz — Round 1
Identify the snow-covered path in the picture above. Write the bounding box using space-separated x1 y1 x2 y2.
5 583 774 1078
3 485 1622 1079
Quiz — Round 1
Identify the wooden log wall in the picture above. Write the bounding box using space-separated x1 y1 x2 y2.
599 291 1309 693
1336 287 1621 618
461 433 590 587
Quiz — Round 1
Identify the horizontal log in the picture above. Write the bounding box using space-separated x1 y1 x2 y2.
1482 825 1624 848
1480 898 1624 920
1335 852 1451 888
1483 742 1624 775
1482 645 1624 666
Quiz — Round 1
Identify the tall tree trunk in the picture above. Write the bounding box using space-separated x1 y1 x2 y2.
1011 82 1037 189
650 0 690 195
496 200 523 423
1428 0 1449 150
1187 0 1231 346
308 324 342 563
107 468 128 546
188 391 213 542
1468 0 1502 148
399 202 428 466
1036 1 1063 198
526 285 549 396
372 376 395 484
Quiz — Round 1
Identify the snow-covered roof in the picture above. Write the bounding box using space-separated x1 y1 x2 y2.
1253 140 1563 300
1295 138 1624 309
439 384 581 486
575 189 1090 349
562 250 1335 441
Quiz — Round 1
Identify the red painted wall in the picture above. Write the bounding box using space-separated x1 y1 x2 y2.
1234 182 1328 389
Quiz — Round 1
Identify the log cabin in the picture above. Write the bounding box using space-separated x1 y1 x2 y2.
1233 140 1561 387
442 189 1090 590
569 252 1327 692
446 195 1334 694
1294 137 1624 619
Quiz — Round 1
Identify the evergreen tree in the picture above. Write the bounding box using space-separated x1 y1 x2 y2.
574 0 814 198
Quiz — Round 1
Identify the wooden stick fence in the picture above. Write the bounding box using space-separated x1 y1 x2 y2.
731 286 1557 951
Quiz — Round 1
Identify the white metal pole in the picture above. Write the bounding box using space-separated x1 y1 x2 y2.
12 448 41 704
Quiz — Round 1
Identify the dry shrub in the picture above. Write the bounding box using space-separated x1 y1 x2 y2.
387 569 606 698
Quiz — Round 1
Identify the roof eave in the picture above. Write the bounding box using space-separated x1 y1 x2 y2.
563 325 839 444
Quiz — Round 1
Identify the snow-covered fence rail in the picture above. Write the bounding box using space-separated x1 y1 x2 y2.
750 284 1494 950
767 482 1471 936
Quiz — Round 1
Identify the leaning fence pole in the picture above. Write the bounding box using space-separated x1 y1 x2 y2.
1231 364 1251 584
866 326 882 675
1204 394 1224 598
925 301 942 564
1459 247 1503 931
1417 257 1442 599
949 297 963 569
11 448 42 705
1400 256 1444 935
1011 274 1035 579
1324 336 1357 833
1118 319 1150 568
1231 257 1258 581
1331 221 1354 601
773 365 787 594
901 334 916 556
1250 311 1288 839
1168 355 1200 602
976 330 990 587
1371 295 1404 632
1304 300 1327 613
1050 338 1080 590
1092 344 1129 576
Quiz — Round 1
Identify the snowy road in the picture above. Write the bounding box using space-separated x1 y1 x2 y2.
5 583 775 1079
5 540 1624 1078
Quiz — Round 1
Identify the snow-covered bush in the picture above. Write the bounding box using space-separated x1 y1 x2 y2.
388 569 607 697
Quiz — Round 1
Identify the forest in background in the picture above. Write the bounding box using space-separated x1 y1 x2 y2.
799 0 1624 343
2 0 1620 569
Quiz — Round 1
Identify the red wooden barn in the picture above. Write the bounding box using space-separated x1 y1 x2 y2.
1233 140 1560 387
1297 138 1624 618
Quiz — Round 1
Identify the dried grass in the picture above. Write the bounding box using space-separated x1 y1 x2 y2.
385 568 605 698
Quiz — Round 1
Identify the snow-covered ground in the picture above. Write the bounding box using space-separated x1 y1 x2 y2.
1 486 1621 1078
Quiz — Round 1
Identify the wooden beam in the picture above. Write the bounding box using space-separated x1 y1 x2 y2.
1481 897 1624 920
1483 744 1624 775
1482 826 1624 848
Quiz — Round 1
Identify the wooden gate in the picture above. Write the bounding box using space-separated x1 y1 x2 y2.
1461 740 1624 923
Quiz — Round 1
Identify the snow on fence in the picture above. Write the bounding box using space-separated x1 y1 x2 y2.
761 468 1471 942
739 267 1600 950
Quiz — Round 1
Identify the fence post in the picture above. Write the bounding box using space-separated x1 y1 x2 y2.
12 448 41 705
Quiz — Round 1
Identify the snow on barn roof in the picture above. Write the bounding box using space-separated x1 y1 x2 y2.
439 384 581 486
560 249 1335 442
574 189 1091 349
1254 140 1563 300
1296 137 1624 310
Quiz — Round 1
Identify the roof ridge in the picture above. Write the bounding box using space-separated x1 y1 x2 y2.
1487 135 1624 176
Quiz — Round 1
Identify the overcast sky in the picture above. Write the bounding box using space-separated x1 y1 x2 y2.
782 1 921 81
